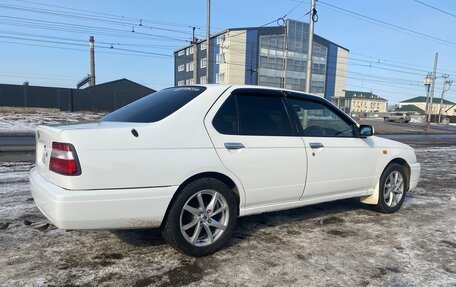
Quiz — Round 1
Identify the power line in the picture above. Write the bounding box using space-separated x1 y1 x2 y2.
0 40 173 59
0 3 200 38
6 1 454 76
1 27 443 89
0 37 431 100
413 0 456 19
14 0 216 31
317 0 456 47
0 14 190 42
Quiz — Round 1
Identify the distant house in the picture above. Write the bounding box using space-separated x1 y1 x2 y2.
83 78 154 95
393 105 425 115
398 96 456 116
333 90 388 114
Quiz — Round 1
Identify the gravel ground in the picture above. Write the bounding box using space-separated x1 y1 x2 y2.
0 147 455 287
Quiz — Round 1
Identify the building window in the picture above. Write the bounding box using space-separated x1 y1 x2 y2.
200 58 207 68
186 46 194 55
201 42 207 50
185 62 194 72
178 64 184 72
185 79 195 85
217 34 225 45
216 73 225 84
200 76 207 84
178 50 185 56
216 53 225 64
177 80 185 86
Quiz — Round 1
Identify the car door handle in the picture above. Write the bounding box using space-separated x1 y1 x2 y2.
309 142 324 149
224 142 245 150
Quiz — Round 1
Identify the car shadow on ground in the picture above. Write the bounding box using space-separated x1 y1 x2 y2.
112 197 375 249
112 228 167 246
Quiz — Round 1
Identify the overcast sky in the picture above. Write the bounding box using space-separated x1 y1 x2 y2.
0 0 455 104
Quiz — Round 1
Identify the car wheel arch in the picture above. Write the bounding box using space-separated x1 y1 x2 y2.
160 172 241 229
387 158 411 190
361 157 411 206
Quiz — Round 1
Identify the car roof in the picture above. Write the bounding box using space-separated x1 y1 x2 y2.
194 84 325 102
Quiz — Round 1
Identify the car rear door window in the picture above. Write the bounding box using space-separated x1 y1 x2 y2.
101 86 206 123
288 98 356 137
213 95 238 134
237 94 293 136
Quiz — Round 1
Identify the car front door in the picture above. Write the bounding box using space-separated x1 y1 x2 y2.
205 88 308 209
285 94 378 200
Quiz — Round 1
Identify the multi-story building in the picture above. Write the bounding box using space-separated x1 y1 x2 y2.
333 90 388 114
398 96 456 116
174 19 349 101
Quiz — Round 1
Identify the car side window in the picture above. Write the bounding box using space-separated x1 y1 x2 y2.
213 95 238 134
288 98 356 137
237 94 293 136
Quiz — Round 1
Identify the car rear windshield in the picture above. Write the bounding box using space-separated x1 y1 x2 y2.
101 86 206 123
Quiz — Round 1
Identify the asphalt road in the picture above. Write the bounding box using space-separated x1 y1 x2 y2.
381 133 456 146
0 135 35 153
0 136 35 146
1 133 455 152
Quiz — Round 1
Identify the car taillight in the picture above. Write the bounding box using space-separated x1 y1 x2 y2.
49 142 81 176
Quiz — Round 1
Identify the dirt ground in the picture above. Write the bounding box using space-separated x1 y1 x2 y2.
0 147 455 287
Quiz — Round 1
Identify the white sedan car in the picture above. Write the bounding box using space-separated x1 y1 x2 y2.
30 85 421 256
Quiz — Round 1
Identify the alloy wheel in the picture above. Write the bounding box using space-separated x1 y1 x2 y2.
383 171 404 208
179 189 229 247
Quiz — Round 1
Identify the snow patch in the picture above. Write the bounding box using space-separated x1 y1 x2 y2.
0 111 105 133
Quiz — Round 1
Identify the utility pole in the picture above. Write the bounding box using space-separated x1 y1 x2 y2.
438 74 453 123
426 52 438 133
89 36 96 86
206 0 211 84
192 27 198 84
305 0 316 93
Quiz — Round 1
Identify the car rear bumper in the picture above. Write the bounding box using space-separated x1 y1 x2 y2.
409 162 421 190
30 167 177 230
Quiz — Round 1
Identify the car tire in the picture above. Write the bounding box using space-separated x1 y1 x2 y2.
161 178 238 257
373 163 408 214
384 117 389 122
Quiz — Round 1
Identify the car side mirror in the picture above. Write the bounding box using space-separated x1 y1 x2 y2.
359 125 374 137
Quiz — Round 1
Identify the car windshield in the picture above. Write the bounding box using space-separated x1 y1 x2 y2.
101 86 206 123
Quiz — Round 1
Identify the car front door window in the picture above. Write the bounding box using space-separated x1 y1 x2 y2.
288 98 356 137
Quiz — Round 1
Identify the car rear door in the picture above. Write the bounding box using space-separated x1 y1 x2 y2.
204 87 308 209
285 93 378 200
